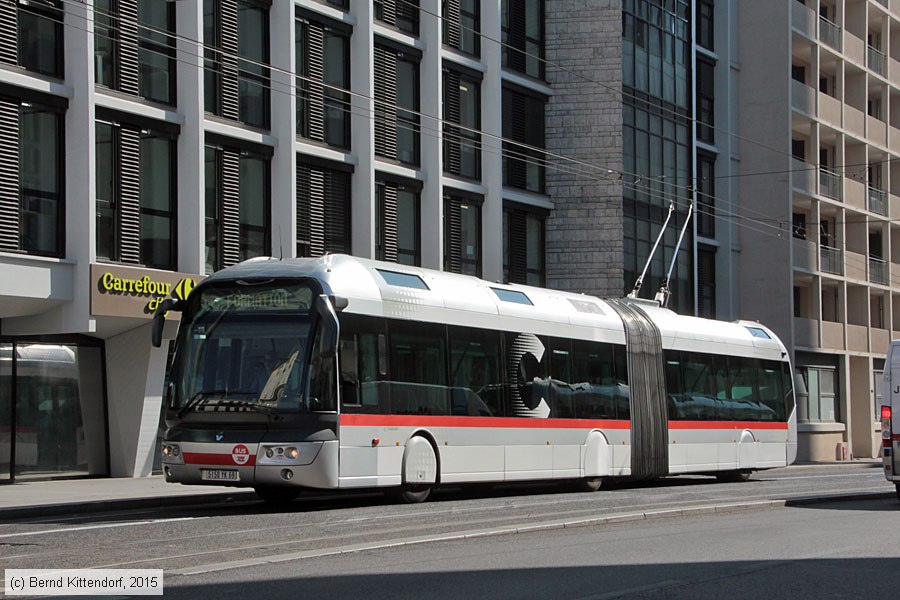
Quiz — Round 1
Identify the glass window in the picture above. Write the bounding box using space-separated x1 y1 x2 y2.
377 270 429 290
502 88 545 193
443 0 480 56
204 146 219 273
239 154 269 260
444 72 481 179
571 340 618 419
203 0 220 114
139 131 174 269
138 0 176 105
10 344 107 479
697 58 715 143
396 56 420 166
491 288 532 305
697 0 714 50
323 30 350 148
502 0 544 79
18 0 63 77
296 161 351 257
95 121 117 261
94 0 117 89
238 1 270 128
503 206 545 286
396 186 419 266
444 196 482 277
296 20 350 149
389 321 448 415
0 343 10 480
448 327 503 416
19 103 62 256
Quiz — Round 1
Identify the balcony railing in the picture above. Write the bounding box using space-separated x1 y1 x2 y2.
869 256 888 285
869 256 888 284
868 185 887 215
821 245 843 275
868 45 887 77
819 16 842 52
819 167 842 200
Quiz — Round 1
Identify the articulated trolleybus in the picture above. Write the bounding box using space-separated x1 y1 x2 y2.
882 341 900 502
154 254 797 503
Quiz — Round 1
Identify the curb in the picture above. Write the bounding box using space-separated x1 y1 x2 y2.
0 491 260 521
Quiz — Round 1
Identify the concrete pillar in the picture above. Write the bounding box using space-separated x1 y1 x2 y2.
105 323 169 477
350 1 376 258
176 0 206 275
481 1 503 282
420 0 443 270
270 0 297 259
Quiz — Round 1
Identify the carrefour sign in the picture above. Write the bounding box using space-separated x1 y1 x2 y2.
91 264 204 319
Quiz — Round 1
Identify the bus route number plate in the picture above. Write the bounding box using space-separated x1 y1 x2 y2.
201 469 239 481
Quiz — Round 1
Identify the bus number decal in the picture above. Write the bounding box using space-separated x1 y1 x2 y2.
231 444 251 465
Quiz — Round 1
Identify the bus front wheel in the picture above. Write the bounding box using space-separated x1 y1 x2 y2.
254 486 300 505
393 484 432 504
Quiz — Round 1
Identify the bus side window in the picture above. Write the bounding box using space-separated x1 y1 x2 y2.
613 344 630 420
664 350 684 420
339 335 360 406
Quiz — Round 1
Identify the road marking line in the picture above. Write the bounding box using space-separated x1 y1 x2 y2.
0 517 200 540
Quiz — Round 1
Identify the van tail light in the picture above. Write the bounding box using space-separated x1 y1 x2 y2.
883 405 892 447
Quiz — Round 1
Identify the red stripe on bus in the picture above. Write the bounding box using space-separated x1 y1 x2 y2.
183 452 257 467
668 421 789 430
339 414 788 431
339 414 631 429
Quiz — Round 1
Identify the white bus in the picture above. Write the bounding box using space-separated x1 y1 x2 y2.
882 341 900 502
155 254 797 503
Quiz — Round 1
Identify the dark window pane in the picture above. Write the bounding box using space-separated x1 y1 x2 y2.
138 0 175 104
139 133 174 268
204 146 219 273
95 122 116 260
238 1 270 128
19 104 62 259
94 0 117 88
239 155 269 260
18 1 63 77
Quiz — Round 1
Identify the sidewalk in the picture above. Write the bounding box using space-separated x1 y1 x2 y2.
0 476 259 520
0 459 887 521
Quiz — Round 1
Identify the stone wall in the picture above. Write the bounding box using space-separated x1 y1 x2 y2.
544 0 624 297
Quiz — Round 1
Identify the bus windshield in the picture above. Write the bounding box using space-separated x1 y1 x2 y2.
169 282 317 415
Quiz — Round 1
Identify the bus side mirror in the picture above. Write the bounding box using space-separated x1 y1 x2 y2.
316 295 340 358
151 298 184 348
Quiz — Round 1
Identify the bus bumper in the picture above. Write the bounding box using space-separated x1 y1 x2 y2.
162 440 339 490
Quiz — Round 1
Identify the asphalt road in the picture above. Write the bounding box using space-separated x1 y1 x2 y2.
1 464 897 599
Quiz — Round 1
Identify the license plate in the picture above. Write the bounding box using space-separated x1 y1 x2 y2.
201 469 239 481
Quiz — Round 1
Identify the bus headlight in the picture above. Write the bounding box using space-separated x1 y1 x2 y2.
257 443 320 466
161 444 184 464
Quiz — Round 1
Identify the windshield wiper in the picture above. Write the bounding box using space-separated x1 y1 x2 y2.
177 389 226 418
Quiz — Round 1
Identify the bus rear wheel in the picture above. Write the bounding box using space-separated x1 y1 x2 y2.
715 469 751 483
254 486 300 505
575 477 604 492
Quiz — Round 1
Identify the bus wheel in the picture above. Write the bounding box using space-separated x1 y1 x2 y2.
575 477 604 492
396 484 432 504
716 469 751 482
254 486 300 505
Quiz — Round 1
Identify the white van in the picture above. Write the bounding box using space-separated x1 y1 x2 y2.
882 341 900 501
